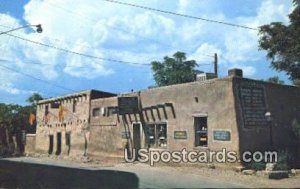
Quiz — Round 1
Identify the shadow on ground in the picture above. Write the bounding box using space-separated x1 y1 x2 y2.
0 159 139 189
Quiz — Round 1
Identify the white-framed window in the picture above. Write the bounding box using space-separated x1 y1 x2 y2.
146 123 167 148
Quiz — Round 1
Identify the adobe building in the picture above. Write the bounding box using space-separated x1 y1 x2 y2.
88 70 300 164
30 69 300 165
33 90 116 156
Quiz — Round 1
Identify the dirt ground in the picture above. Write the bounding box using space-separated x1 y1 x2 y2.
26 153 300 188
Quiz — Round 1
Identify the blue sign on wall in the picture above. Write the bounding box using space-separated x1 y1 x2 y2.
213 130 231 141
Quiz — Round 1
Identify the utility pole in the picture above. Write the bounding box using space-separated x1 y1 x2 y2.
214 53 218 78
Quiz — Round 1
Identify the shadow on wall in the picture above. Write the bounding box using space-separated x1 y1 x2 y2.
0 159 139 189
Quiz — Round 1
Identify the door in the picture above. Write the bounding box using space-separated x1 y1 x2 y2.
55 132 61 155
48 134 53 154
133 123 141 150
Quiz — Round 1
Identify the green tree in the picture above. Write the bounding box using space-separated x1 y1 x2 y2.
151 52 199 86
0 93 43 134
26 93 43 106
266 76 285 84
258 0 300 82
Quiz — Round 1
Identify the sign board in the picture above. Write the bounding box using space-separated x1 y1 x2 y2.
213 130 231 141
121 131 130 139
238 82 268 128
118 96 139 115
174 131 187 139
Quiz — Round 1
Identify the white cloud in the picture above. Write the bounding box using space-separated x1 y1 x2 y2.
177 0 188 14
0 83 37 95
220 0 291 72
189 43 222 65
16 0 182 80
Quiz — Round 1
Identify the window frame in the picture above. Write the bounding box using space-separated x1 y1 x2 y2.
146 122 167 149
92 107 100 117
194 116 208 147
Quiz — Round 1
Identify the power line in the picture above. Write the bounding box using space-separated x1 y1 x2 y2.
1 28 215 67
0 57 115 69
0 57 212 69
0 26 216 67
3 33 150 66
0 63 76 93
0 24 164 66
101 0 258 31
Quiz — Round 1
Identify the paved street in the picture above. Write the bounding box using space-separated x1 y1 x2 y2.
111 163 246 188
1 157 246 188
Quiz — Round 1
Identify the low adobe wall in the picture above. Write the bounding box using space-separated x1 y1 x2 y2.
25 134 36 154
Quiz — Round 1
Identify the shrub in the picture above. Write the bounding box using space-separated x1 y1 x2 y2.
248 161 266 171
276 150 291 170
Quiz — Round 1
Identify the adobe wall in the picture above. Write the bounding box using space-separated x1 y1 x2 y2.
35 94 91 157
89 78 239 156
25 134 36 154
89 97 124 157
233 77 300 157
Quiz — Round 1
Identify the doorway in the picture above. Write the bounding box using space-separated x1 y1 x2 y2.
55 132 61 155
133 123 141 150
48 134 53 154
194 117 208 147
65 132 71 155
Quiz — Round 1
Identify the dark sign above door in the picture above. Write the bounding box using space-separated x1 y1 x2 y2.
118 96 140 115
213 130 231 141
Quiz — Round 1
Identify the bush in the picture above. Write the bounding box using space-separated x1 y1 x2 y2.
276 150 291 170
248 161 266 171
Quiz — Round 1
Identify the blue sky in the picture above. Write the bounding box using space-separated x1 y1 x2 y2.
0 0 294 105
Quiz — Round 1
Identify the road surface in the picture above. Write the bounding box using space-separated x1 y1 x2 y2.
0 157 246 188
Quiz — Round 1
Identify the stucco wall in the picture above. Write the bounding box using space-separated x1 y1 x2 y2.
89 97 124 157
233 77 300 156
25 134 36 154
89 78 239 156
35 93 91 156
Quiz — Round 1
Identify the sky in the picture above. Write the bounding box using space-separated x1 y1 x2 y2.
0 0 295 105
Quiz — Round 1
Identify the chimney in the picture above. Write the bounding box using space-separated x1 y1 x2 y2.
228 68 243 77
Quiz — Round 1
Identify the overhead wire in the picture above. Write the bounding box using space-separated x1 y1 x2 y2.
101 0 258 31
0 63 76 93
2 32 150 66
0 27 214 68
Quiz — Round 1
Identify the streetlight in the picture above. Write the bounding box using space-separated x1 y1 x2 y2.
265 112 273 148
0 24 43 35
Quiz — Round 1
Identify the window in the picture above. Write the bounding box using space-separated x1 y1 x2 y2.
45 105 49 116
146 123 167 148
73 100 77 113
194 117 208 147
92 108 100 117
51 102 60 109
107 107 118 116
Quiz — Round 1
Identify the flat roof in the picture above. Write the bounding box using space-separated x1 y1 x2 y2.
38 89 115 104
